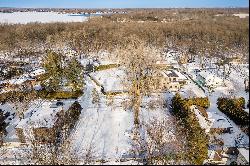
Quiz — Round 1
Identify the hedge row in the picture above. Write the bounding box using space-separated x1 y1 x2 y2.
0 90 83 102
171 93 209 165
38 90 83 99
217 97 249 127
0 91 37 103
186 97 210 109
64 101 82 129
94 64 119 71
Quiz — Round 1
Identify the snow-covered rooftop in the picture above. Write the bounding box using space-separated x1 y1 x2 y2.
29 68 45 77
8 76 34 85
238 147 249 162
163 70 179 78
198 71 223 87
190 105 211 133
174 70 188 80
16 100 75 129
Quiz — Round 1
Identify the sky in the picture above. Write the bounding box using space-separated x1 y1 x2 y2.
0 0 249 8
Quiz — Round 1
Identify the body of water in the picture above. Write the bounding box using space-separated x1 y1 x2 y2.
0 12 89 24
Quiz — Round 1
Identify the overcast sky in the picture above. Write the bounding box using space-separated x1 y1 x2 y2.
0 0 249 8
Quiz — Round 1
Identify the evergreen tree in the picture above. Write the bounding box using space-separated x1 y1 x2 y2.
42 51 63 92
65 58 84 91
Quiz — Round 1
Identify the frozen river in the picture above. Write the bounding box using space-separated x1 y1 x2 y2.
0 12 89 24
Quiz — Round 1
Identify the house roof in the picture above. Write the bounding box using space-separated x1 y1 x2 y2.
16 100 75 129
29 68 45 77
8 76 34 85
198 71 223 86
164 70 179 78
238 148 249 163
174 70 188 80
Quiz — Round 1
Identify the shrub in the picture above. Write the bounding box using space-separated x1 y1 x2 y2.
0 91 38 102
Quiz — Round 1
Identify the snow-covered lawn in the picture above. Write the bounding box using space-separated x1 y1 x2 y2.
90 67 127 93
68 76 175 163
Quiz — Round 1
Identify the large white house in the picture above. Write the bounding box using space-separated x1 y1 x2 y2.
161 70 188 92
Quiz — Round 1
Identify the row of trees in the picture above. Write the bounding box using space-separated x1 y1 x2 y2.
217 97 249 135
0 8 248 61
171 93 209 165
0 111 7 147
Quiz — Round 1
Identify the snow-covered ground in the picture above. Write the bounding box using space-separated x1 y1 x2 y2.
69 76 175 163
233 13 249 18
90 67 128 92
0 12 88 24
0 74 176 164
168 51 249 152
70 76 133 160
1 50 249 164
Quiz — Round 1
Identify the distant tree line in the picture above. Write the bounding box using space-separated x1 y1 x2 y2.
0 8 248 61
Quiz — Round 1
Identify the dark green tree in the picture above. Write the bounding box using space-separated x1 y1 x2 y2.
65 58 84 91
42 51 64 92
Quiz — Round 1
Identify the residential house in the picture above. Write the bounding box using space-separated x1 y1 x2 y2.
161 70 188 92
205 150 229 165
15 100 82 144
237 147 249 165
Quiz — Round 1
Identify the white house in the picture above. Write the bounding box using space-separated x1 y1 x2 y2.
161 70 188 92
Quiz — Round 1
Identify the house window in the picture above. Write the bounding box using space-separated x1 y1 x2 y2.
173 78 176 82
170 86 172 88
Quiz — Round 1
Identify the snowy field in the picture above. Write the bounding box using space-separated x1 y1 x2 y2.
233 13 249 18
90 67 127 92
0 12 88 24
69 76 174 162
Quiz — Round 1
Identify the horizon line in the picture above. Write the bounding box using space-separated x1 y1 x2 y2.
0 6 249 9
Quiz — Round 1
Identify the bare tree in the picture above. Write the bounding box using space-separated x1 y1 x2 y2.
116 37 161 125
130 117 187 165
